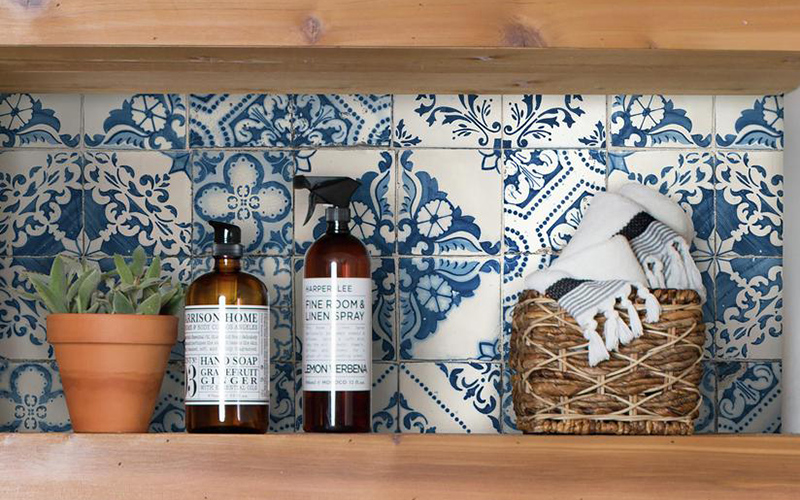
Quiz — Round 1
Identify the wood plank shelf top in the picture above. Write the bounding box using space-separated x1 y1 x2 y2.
2 433 799 499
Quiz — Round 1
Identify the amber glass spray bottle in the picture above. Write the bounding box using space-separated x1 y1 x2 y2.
295 175 372 433
184 221 270 433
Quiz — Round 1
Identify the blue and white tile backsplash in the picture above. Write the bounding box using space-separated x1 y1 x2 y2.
0 93 784 434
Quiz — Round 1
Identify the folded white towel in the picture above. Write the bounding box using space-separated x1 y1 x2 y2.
613 183 695 244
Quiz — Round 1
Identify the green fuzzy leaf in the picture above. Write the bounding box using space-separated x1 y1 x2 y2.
136 293 161 315
78 270 102 311
86 302 101 314
159 288 177 307
161 292 184 316
76 294 85 314
114 255 134 285
66 272 88 304
130 247 147 278
30 275 66 313
145 257 161 280
112 292 135 314
49 257 67 300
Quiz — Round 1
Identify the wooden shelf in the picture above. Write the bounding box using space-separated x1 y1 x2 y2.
2 1 800 94
2 433 800 499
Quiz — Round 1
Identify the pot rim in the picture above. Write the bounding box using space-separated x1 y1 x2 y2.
47 313 178 345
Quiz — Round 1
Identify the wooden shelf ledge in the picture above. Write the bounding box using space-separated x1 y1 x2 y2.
2 433 800 499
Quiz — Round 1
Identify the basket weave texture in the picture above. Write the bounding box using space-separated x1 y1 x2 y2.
510 289 704 435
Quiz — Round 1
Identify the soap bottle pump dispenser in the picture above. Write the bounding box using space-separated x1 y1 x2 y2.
295 175 372 433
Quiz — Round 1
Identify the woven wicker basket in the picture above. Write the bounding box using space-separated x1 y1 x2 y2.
510 289 704 435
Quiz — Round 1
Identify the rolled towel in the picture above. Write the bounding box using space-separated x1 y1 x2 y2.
612 182 695 244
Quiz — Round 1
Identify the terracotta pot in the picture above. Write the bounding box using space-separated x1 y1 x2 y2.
47 314 177 433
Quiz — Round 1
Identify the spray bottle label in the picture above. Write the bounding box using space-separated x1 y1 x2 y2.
303 277 372 392
184 305 270 405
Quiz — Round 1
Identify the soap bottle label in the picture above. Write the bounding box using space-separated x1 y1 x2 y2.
184 305 270 405
303 277 372 391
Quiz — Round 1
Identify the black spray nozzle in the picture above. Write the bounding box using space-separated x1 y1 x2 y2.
209 220 243 257
294 175 361 224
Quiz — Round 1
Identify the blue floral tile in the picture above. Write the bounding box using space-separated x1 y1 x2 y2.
189 94 292 148
398 149 501 255
84 151 191 257
718 361 781 433
501 253 551 360
503 95 606 148
84 94 187 150
0 151 83 257
399 362 501 433
193 151 293 255
608 151 715 253
394 94 501 148
270 362 295 433
716 257 782 360
0 360 70 432
294 257 396 361
501 366 519 434
716 95 784 150
0 258 54 360
270 307 293 363
150 361 185 433
399 257 500 361
696 256 716 359
0 94 80 147
292 94 391 147
610 95 712 148
695 361 717 434
294 149 394 256
503 149 606 253
716 151 783 257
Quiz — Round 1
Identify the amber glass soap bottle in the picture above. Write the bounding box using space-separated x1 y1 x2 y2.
184 221 270 433
295 175 372 433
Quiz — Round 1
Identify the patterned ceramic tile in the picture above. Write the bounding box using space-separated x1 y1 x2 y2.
716 95 784 150
607 150 715 252
399 362 501 433
190 94 292 148
610 95 712 148
503 149 606 253
696 256 716 359
293 94 391 147
294 149 394 256
0 360 70 432
270 307 294 363
695 361 717 434
399 257 500 361
270 362 295 433
501 253 551 359
718 361 781 433
503 95 606 148
716 257 782 360
193 151 293 255
150 361 185 432
292 362 399 433
715 151 783 257
501 366 519 434
0 94 80 148
294 257 396 362
394 95 501 148
84 151 191 257
0 258 54 359
0 150 83 256
84 94 187 150
398 149 501 255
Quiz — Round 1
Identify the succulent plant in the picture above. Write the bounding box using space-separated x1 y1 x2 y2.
25 247 184 316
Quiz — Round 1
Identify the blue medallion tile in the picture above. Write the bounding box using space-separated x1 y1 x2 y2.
189 94 292 148
503 95 606 148
0 360 70 432
715 257 782 360
501 366 519 434
294 257 396 362
193 150 293 256
695 361 717 434
715 151 783 257
0 94 80 148
270 362 295 433
394 94 502 148
399 362 501 433
292 94 391 147
716 95 784 150
84 94 187 150
0 258 54 360
0 151 83 257
718 361 781 433
608 150 715 253
399 257 500 361
270 307 294 363
84 151 192 257
696 256 716 359
398 149 501 255
150 361 185 433
503 149 606 253
294 149 394 256
501 253 551 360
610 95 712 148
